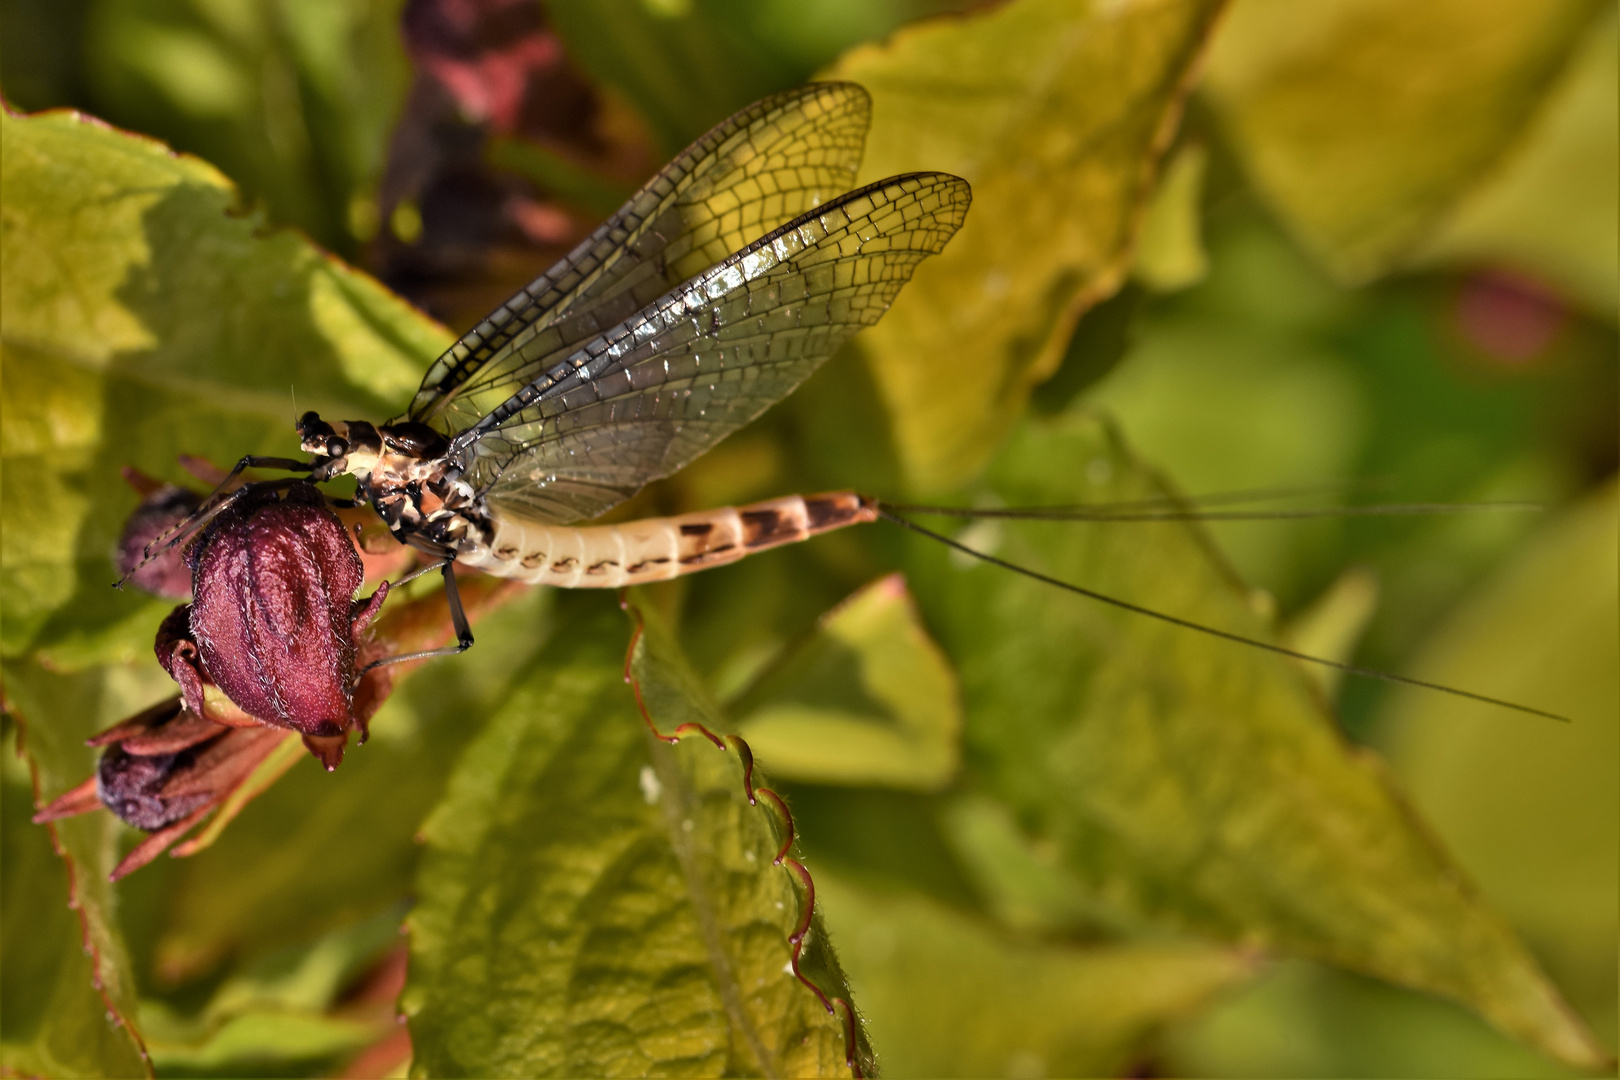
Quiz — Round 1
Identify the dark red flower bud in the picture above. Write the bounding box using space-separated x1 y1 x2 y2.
34 697 295 880
97 741 217 830
184 482 389 769
114 471 203 598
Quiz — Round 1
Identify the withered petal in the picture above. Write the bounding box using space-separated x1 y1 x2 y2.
86 696 189 748
109 803 216 882
32 777 101 823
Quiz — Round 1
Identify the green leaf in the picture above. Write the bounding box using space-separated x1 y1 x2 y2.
72 0 411 255
900 408 1605 1068
1132 142 1210 292
0 106 446 662
1203 0 1606 285
1382 478 1619 1056
546 0 945 156
140 907 402 1074
1414 8 1619 319
403 597 867 1077
938 793 1132 936
2 664 156 1078
824 0 1225 490
733 573 961 790
1166 959 1588 1078
1079 266 1368 603
0 104 445 1074
1281 566 1381 698
1 720 150 1079
815 871 1253 1078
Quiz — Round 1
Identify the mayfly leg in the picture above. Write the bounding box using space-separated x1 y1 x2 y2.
355 558 476 678
122 455 314 582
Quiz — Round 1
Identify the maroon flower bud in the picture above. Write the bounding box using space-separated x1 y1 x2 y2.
34 698 295 880
114 469 203 598
181 482 389 769
97 741 216 830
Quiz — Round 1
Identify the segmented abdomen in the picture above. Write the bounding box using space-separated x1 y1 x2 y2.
456 492 877 588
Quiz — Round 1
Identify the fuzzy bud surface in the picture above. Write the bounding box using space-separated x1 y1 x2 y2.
187 483 387 745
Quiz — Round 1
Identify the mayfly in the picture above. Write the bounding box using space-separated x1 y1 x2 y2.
133 82 961 659
126 81 1557 724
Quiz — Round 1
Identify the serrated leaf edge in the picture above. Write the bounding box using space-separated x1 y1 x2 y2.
10 709 154 1076
621 600 864 1079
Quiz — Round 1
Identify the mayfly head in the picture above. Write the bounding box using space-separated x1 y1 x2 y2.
296 411 383 481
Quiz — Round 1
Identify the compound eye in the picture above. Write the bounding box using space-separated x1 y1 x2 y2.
325 437 349 458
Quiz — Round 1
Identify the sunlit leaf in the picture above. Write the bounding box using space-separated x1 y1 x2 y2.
899 408 1606 1068
734 573 961 790
825 0 1225 490
1203 0 1606 284
1414 9 1619 320
1132 142 1210 292
403 598 867 1077
0 106 445 662
816 871 1252 1078
1382 478 1619 1054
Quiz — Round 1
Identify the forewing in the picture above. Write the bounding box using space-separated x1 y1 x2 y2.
455 173 972 524
405 82 872 430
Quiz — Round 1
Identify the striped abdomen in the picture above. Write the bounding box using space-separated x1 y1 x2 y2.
456 492 877 588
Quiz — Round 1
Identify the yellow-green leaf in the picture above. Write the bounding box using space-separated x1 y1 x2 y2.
824 0 1225 490
0 106 446 662
1203 0 1606 284
2 661 157 1078
402 598 867 1077
1132 142 1211 292
1414 8 1620 320
1382 478 1619 1057
0 104 448 1076
734 573 961 790
816 871 1253 1078
900 408 1605 1068
1 713 150 1079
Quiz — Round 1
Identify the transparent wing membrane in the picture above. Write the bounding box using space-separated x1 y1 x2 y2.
459 172 972 524
405 81 873 431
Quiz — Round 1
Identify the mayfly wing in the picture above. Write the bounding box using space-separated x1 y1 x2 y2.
405 81 873 432
456 172 972 525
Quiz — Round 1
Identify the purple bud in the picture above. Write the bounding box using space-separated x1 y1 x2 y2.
185 483 388 759
96 741 216 830
115 481 203 598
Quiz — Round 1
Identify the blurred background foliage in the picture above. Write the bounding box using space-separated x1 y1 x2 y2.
1 0 1615 1076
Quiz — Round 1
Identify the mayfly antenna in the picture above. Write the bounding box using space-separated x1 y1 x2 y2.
877 506 1570 724
879 500 1544 524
